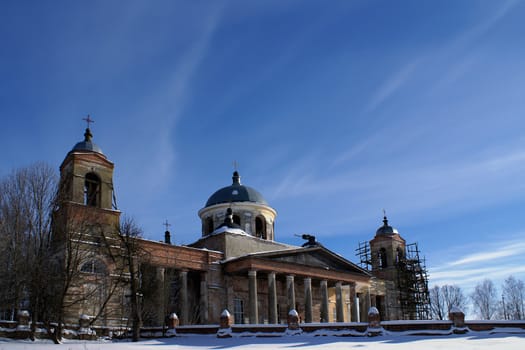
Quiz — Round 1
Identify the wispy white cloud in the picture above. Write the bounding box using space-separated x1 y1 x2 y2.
448 243 525 267
270 146 525 208
455 0 517 46
365 61 419 113
429 237 525 290
119 5 224 196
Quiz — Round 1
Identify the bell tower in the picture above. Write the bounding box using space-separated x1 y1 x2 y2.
55 120 120 240
369 215 406 280
52 119 123 326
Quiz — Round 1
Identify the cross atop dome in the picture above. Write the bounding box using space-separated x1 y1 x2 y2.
83 114 95 129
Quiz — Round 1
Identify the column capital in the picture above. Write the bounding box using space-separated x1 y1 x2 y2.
248 270 257 277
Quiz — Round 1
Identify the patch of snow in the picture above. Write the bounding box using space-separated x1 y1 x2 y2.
17 310 29 317
368 306 379 315
288 309 298 317
221 309 231 317
382 320 451 325
1 333 525 349
284 328 302 336
211 226 248 236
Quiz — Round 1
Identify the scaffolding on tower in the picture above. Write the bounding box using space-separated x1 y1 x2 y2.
397 243 430 320
355 241 430 320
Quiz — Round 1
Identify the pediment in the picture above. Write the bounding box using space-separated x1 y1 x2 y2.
250 246 368 276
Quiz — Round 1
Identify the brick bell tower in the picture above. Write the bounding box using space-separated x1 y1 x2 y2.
54 117 120 244
369 214 406 320
52 118 123 326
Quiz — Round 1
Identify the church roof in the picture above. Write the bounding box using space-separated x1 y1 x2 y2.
222 245 371 279
205 171 268 207
70 128 104 155
375 215 399 235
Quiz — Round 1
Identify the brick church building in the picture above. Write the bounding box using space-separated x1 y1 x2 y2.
53 126 429 329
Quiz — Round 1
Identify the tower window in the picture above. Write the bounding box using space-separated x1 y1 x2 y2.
379 248 388 268
255 216 266 239
233 214 241 226
396 247 404 264
206 217 214 235
84 172 101 207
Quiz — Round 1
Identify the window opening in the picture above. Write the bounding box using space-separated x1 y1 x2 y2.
206 217 214 235
233 214 241 226
80 259 107 275
84 172 101 207
255 216 266 239
234 298 244 324
379 248 388 268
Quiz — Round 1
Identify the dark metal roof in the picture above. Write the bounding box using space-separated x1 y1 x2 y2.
375 216 399 235
70 128 104 155
205 171 268 207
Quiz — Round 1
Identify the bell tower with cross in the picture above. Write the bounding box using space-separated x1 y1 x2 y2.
55 116 120 239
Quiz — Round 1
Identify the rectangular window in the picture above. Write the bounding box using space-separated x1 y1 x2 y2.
234 298 244 324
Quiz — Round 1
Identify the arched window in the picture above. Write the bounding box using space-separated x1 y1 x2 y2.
84 172 101 207
206 217 214 235
396 247 404 264
80 259 107 275
379 248 388 268
255 216 266 239
233 214 241 226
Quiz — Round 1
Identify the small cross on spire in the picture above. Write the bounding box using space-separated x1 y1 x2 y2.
233 160 238 172
163 219 171 232
83 115 95 129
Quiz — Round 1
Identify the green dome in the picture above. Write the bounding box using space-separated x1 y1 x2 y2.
205 171 268 207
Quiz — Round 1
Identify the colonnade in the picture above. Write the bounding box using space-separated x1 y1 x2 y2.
247 270 362 324
153 267 209 326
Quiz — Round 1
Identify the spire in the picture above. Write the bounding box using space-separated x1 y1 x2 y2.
82 114 95 142
232 171 241 185
382 209 389 227
84 127 93 142
163 220 172 244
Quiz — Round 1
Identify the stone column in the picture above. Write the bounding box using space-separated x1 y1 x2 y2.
286 275 296 313
200 272 208 323
304 277 313 323
320 280 329 323
365 288 371 322
179 270 188 325
156 267 165 326
268 272 278 324
335 281 344 322
248 270 258 324
350 283 358 322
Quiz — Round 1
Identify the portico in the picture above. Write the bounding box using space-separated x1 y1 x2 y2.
222 246 372 324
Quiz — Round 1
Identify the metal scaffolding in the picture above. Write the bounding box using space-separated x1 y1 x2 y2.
397 243 430 320
355 241 430 320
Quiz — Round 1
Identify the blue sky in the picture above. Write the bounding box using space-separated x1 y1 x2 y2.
1 0 525 301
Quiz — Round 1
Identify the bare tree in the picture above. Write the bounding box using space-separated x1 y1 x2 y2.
470 279 498 320
429 285 446 320
501 276 524 320
116 217 144 342
429 284 467 320
0 163 57 329
442 285 467 315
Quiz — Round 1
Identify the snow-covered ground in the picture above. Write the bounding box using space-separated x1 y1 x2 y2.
1 333 524 350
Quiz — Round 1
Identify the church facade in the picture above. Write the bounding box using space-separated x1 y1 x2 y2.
54 127 427 328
